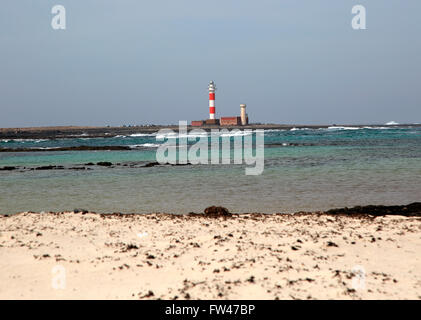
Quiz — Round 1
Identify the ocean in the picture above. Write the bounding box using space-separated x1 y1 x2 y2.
1 126 420 214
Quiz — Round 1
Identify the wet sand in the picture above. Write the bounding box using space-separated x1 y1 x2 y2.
0 211 420 299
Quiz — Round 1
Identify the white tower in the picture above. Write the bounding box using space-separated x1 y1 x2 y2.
208 81 216 120
240 104 247 125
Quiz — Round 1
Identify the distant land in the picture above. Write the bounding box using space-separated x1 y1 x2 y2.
1 124 420 140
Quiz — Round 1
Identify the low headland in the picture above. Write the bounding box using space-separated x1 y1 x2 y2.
1 124 420 140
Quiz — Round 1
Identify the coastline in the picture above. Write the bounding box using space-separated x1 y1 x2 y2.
1 124 420 140
1 207 420 299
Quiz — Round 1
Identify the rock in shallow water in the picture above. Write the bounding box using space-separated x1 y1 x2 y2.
97 162 113 167
0 166 17 171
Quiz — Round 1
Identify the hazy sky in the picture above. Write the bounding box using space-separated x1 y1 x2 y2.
0 1 420 127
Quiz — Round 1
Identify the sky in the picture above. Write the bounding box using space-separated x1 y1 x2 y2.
0 0 420 127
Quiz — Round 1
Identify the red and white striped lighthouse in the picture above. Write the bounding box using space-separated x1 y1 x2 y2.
208 80 216 119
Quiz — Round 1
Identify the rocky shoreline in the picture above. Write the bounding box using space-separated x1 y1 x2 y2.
1 124 419 140
0 146 132 152
0 161 192 172
0 142 315 153
2 203 421 217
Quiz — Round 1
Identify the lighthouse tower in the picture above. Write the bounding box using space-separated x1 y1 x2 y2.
208 81 216 119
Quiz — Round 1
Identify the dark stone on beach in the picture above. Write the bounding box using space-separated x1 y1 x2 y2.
327 241 338 247
125 244 139 250
97 162 113 167
84 162 95 166
140 290 154 298
325 202 421 217
204 206 231 217
73 208 88 214
0 166 17 171
122 244 139 252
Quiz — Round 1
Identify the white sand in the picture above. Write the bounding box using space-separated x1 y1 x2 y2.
0 212 420 299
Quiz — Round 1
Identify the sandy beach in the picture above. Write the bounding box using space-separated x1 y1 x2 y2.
0 210 420 300
2 0 421 305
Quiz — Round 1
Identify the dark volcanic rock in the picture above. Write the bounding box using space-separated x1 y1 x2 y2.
73 208 89 214
142 162 192 168
0 166 17 171
3 165 92 172
325 203 421 217
35 165 64 170
97 162 113 167
204 206 231 217
143 162 160 168
0 146 131 152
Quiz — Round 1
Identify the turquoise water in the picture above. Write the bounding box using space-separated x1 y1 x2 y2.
1 127 420 214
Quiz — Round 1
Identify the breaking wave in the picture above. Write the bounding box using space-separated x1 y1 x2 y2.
129 143 161 149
